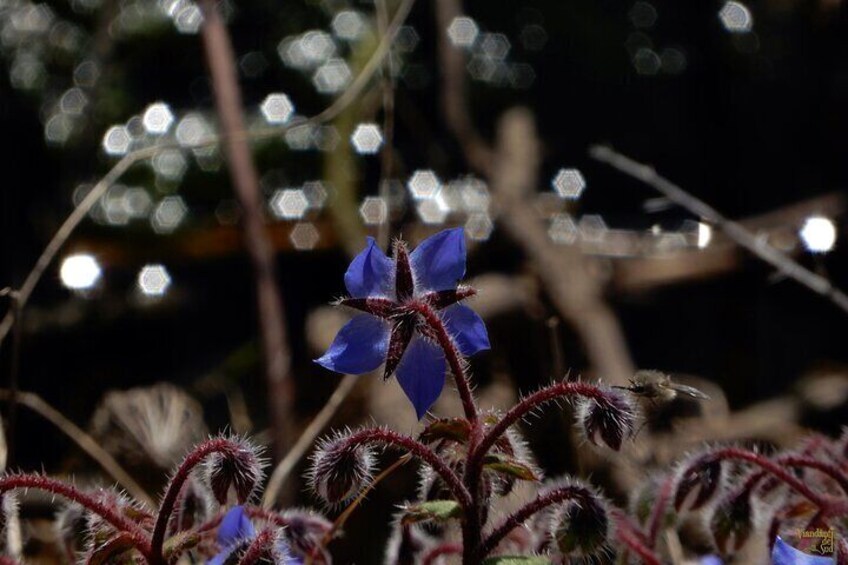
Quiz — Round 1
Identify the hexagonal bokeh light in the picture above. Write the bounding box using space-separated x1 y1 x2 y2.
271 189 309 220
719 1 753 33
407 170 442 200
137 264 171 296
102 125 131 156
151 196 188 234
350 123 383 154
359 196 388 225
290 222 320 250
260 93 294 125
142 102 175 135
551 168 586 199
447 16 479 48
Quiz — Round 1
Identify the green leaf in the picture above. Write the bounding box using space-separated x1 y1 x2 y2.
483 454 540 482
401 499 463 526
420 418 472 444
482 556 552 564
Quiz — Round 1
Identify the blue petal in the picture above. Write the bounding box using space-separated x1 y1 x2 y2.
344 237 394 298
315 315 390 374
395 337 446 419
772 536 834 565
697 556 724 565
410 228 466 292
441 304 490 357
217 506 255 546
207 547 235 565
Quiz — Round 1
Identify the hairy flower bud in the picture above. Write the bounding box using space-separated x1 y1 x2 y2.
575 389 637 451
279 508 333 562
308 431 375 506
203 436 265 505
169 476 215 534
549 486 611 559
674 458 723 511
710 489 754 555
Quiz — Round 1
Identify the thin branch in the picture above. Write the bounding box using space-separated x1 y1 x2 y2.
0 0 418 349
376 0 397 251
261 373 358 509
200 0 293 458
0 389 152 507
590 145 848 314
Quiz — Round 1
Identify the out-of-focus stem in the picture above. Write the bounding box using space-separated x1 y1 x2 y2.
199 0 294 459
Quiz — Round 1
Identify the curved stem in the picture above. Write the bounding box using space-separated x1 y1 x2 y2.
478 485 585 558
0 475 152 559
709 448 848 515
609 509 662 565
779 455 848 495
646 474 676 546
151 437 246 564
471 381 612 480
237 529 275 565
422 543 462 565
413 303 478 422
345 428 471 508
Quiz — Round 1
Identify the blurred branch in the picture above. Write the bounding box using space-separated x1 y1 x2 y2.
199 0 294 457
591 145 848 314
0 389 152 507
262 373 359 509
0 0 417 349
377 0 397 251
490 111 633 385
434 0 495 176
433 1 633 384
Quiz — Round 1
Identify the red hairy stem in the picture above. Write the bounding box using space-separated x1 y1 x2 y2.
0 475 152 559
345 428 472 507
421 542 463 565
411 302 478 422
708 448 848 515
779 455 848 494
237 528 275 565
478 485 588 558
470 381 613 479
609 509 662 565
151 438 247 564
0 557 18 565
647 474 677 546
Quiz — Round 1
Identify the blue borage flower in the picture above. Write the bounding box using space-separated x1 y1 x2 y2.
772 536 835 565
208 506 301 565
315 228 490 419
695 536 835 565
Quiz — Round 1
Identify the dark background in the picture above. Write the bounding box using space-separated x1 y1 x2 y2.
0 0 847 559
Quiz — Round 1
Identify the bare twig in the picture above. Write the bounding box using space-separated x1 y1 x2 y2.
200 0 294 458
377 0 397 251
0 0 417 349
261 373 359 509
5 291 20 465
0 389 152 507
435 0 495 175
490 110 633 384
590 145 848 314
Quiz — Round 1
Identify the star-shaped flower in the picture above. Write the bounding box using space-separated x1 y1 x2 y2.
208 506 301 565
315 228 490 419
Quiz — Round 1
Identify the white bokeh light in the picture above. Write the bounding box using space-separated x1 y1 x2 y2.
407 170 442 200
142 102 175 135
551 168 586 199
447 16 479 48
137 264 171 296
800 216 836 253
102 125 131 156
260 93 294 124
719 1 753 33
350 123 383 154
60 254 101 290
697 222 713 249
